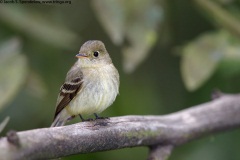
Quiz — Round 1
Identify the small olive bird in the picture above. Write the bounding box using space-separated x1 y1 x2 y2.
51 40 119 127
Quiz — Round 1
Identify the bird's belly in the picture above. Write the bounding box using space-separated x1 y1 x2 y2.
67 76 118 116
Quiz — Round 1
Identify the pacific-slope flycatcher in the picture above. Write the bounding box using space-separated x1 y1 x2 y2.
51 40 119 127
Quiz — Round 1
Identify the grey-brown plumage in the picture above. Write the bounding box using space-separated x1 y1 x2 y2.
51 40 119 127
53 66 83 120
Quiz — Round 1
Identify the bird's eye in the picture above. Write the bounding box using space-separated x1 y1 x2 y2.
93 51 99 57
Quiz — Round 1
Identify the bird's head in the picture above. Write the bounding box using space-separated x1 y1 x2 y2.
76 40 112 68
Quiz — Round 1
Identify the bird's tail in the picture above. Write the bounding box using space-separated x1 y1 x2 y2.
51 109 70 127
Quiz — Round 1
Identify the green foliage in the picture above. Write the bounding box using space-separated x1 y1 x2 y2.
93 0 162 73
181 30 240 91
0 0 240 160
0 38 27 110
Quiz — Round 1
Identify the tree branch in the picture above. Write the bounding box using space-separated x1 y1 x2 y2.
1 94 240 160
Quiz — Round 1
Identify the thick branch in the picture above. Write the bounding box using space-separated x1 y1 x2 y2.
1 94 240 159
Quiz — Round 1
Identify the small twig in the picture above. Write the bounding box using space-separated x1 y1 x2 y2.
211 89 223 100
148 145 173 160
194 0 240 38
6 130 19 147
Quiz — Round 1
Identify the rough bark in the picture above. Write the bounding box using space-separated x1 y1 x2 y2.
1 94 240 160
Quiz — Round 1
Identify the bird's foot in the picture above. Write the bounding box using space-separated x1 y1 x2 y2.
79 114 88 122
94 113 109 120
85 118 94 121
79 114 109 122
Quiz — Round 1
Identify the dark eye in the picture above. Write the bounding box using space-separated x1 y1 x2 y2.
93 51 99 57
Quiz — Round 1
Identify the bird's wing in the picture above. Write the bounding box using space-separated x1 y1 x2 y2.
53 66 83 120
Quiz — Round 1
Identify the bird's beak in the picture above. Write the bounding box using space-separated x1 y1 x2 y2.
76 53 88 58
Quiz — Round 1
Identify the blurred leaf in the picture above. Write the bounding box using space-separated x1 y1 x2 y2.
123 26 158 73
0 5 79 50
181 30 240 91
26 71 48 99
26 70 48 99
0 116 9 134
0 38 28 111
92 0 125 45
217 37 240 77
92 0 163 73
181 31 225 91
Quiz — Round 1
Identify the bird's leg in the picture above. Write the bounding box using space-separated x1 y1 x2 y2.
94 113 108 120
79 114 93 121
79 114 86 121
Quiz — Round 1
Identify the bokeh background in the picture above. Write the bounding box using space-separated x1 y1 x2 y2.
1 0 240 159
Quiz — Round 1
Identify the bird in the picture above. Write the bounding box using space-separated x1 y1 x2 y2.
51 40 119 127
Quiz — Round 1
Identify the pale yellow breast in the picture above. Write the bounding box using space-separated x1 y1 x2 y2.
67 64 119 116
